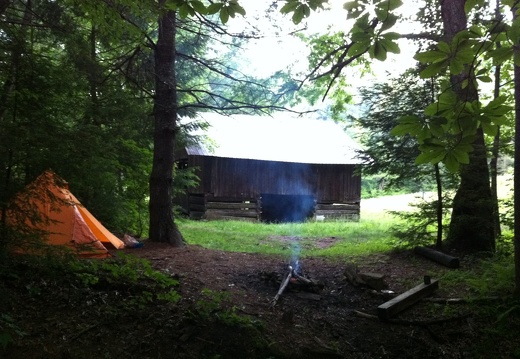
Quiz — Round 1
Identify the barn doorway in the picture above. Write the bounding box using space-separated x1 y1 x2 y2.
260 193 315 223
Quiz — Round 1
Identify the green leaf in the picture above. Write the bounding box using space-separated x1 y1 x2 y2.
439 89 458 104
424 102 440 116
415 147 445 165
457 117 478 134
375 7 388 21
370 41 387 61
463 101 476 114
390 115 422 136
429 123 446 138
385 0 403 11
351 31 372 42
347 8 363 19
451 147 470 164
206 3 223 14
459 135 476 145
292 5 305 24
510 17 520 44
347 41 370 57
468 24 483 36
354 13 370 29
414 50 448 64
477 75 492 83
220 7 230 24
444 152 460 172
382 31 400 40
302 3 311 17
476 68 487 76
178 3 190 18
343 1 359 11
482 121 498 136
281 0 299 14
190 1 207 14
231 2 246 16
438 41 451 54
380 38 400 54
449 58 464 75
419 61 448 78
308 0 327 11
380 13 398 32
454 46 475 64
464 0 478 14
487 46 513 66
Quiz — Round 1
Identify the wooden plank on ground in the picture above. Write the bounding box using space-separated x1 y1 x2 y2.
377 279 439 321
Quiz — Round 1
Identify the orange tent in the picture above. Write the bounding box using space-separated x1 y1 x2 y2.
7 170 125 258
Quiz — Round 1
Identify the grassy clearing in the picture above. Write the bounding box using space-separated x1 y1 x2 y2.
178 212 517 297
178 216 395 259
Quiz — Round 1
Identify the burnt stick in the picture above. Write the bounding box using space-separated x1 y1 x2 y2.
271 266 293 307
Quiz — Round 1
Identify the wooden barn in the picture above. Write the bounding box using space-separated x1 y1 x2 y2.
175 112 363 222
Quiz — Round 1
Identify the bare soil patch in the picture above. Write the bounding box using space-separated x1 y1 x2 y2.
2 241 511 359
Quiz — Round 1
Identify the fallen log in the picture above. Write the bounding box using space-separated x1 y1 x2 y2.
414 246 460 268
377 277 439 321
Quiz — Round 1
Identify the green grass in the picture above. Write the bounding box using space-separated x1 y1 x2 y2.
178 217 395 259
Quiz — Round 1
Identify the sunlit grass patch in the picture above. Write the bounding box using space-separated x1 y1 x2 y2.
178 216 396 258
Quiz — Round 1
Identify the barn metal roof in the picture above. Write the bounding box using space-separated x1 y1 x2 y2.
183 112 364 165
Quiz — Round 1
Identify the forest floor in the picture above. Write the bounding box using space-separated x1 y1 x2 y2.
2 192 519 358
3 240 518 359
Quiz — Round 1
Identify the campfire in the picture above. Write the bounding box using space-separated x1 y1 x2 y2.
270 259 322 307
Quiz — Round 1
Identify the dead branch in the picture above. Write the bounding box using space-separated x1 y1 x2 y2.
271 266 293 307
353 310 378 320
293 270 312 285
422 296 501 304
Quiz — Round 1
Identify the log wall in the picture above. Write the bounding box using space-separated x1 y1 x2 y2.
177 155 362 222
186 194 359 222
314 203 360 221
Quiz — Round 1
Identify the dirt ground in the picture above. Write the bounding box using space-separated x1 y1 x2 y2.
2 239 511 359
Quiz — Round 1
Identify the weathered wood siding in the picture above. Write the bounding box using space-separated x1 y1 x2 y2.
188 157 360 203
178 156 361 221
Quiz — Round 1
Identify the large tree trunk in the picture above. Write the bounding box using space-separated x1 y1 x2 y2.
490 0 502 238
512 5 520 298
149 4 184 246
1 0 29 224
442 0 495 252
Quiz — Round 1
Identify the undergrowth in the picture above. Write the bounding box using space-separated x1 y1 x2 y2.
0 251 180 350
193 288 262 329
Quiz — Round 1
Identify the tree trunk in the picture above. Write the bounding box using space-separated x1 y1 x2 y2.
490 72 501 238
149 4 184 246
442 0 495 252
0 0 30 224
490 0 502 238
512 5 520 298
434 163 443 249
